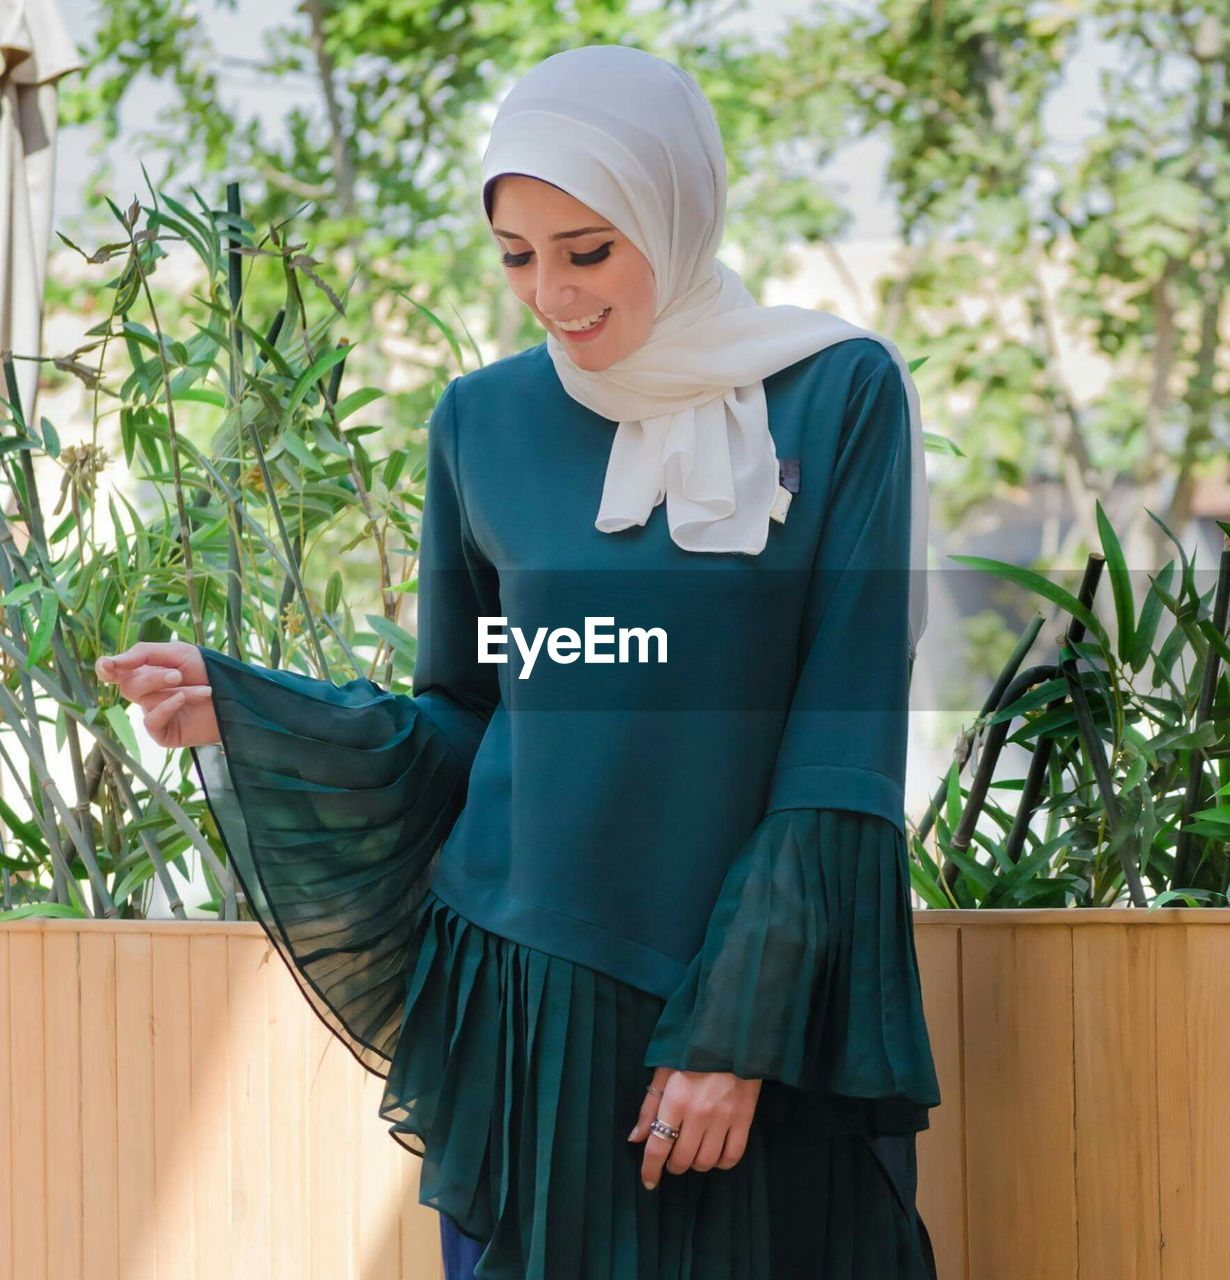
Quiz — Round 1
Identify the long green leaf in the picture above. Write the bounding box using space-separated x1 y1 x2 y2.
948 554 1109 648
1130 561 1174 668
25 592 59 668
1095 499 1135 662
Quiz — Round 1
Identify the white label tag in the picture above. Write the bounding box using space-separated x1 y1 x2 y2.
768 484 792 524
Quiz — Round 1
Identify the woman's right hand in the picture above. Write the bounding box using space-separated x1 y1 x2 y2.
95 641 221 749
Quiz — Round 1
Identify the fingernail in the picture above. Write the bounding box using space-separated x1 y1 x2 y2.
165 670 182 684
643 1179 656 1191
627 1125 638 1141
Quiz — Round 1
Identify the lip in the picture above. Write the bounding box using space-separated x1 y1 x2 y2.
555 307 611 342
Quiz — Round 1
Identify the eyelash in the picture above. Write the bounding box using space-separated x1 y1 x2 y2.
501 241 614 269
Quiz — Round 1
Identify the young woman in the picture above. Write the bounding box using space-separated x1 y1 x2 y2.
97 44 941 1280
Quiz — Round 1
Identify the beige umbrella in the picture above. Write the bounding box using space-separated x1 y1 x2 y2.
0 0 81 426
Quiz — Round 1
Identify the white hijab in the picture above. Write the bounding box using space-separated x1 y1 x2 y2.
480 45 929 660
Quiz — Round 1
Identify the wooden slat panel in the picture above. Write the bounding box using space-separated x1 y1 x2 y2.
305 1008 355 1280
1074 924 1161 1279
228 934 272 1278
1156 924 1230 1279
267 942 310 1277
914 920 966 1280
962 924 1077 1280
0 931 12 1280
357 1070 402 1278
10 930 46 1280
147 932 193 1279
44 931 83 1280
188 934 230 1280
80 931 119 1280
116 930 157 1280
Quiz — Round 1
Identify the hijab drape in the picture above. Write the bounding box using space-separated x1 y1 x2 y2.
480 45 930 659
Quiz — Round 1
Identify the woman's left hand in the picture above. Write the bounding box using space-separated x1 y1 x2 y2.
628 1066 763 1189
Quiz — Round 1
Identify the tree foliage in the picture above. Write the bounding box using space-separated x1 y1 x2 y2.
53 0 1230 569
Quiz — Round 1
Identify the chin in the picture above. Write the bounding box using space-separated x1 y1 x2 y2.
567 345 622 370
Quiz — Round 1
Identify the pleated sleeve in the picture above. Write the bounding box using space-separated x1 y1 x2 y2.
642 351 940 1136
188 374 501 1078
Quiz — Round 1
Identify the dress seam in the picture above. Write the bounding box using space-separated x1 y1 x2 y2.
433 856 689 967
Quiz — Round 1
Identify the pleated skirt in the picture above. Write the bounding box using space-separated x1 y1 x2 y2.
382 888 936 1280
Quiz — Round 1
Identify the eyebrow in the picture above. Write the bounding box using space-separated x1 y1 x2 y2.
491 224 614 242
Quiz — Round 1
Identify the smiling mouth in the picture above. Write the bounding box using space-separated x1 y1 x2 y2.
555 307 612 336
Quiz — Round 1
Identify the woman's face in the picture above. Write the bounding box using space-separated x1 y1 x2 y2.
489 175 656 370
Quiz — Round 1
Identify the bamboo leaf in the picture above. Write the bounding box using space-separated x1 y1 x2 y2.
1148 889 1214 908
25 592 59 668
365 614 417 669
1146 508 1197 609
103 703 141 763
325 571 343 615
39 416 60 459
277 427 325 475
1130 561 1175 668
945 757 961 830
940 844 999 898
923 430 964 457
985 676 1068 724
0 902 88 920
1197 616 1230 666
0 581 40 608
908 856 951 908
334 387 384 422
281 345 352 431
948 554 1109 648
397 292 465 369
1095 499 1135 662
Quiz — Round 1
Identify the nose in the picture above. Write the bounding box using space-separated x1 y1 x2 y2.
532 262 580 319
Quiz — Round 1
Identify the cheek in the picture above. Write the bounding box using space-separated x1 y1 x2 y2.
507 277 538 309
607 273 649 322
624 280 656 331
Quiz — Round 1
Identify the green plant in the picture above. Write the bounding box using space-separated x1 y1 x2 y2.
912 504 1230 909
0 177 471 920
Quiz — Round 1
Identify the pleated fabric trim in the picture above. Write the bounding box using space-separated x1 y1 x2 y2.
189 645 469 1111
641 806 941 1137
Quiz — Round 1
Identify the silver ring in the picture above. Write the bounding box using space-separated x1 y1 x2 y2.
648 1117 680 1143
645 1084 665 1097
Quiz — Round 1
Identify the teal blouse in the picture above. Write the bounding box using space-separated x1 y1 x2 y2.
189 337 941 1279
404 338 913 997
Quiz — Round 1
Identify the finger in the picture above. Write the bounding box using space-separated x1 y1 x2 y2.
640 1111 685 1189
716 1124 749 1171
122 663 187 700
135 684 208 714
143 688 187 737
662 1115 703 1177
628 1067 670 1144
142 684 211 736
97 643 163 676
690 1122 731 1174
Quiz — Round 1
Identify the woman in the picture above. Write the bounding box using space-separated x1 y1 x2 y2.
96 44 941 1280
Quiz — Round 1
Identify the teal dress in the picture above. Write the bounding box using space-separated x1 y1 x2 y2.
189 337 941 1279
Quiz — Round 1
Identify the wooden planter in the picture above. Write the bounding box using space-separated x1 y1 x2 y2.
2 909 1226 1278
914 907 1230 1280
0 919 446 1280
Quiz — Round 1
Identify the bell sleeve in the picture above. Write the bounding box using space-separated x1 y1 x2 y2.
188 374 501 1078
641 350 940 1135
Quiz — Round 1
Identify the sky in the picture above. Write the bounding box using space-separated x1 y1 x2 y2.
52 0 1119 245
